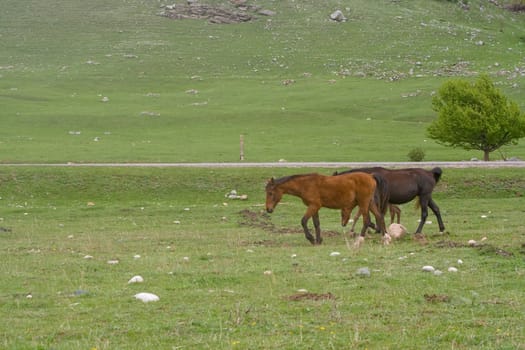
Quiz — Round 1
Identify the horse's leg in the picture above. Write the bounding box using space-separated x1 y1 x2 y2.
351 209 361 232
395 205 401 224
341 208 351 227
369 200 388 244
359 205 371 237
390 204 401 224
312 212 323 244
301 207 319 245
415 197 429 234
428 198 445 233
369 201 386 234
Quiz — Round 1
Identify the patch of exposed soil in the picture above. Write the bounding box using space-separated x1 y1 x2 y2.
238 209 341 237
477 244 513 257
435 240 514 257
238 209 303 235
435 240 468 248
424 294 450 303
286 292 336 301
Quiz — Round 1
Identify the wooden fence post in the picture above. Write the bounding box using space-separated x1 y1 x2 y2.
240 134 245 161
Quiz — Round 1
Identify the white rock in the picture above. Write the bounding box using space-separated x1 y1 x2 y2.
107 259 119 265
448 267 458 273
263 270 272 275
468 239 477 246
356 267 371 277
330 251 341 257
387 223 407 238
457 259 464 264
128 275 144 284
83 255 94 259
134 292 159 303
422 265 435 272
433 270 443 276
330 10 347 22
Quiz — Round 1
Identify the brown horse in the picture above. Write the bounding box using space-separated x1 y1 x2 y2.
265 172 387 245
334 167 445 234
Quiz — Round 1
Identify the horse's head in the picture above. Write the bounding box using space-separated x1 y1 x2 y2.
265 178 282 213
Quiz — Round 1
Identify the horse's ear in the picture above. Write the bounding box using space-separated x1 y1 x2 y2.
267 177 275 186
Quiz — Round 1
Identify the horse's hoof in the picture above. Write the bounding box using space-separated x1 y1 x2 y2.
353 236 365 248
414 234 428 245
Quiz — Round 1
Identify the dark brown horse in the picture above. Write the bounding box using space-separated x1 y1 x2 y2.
265 172 387 245
334 167 445 234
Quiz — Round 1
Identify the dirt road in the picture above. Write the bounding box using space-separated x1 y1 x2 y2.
2 161 525 168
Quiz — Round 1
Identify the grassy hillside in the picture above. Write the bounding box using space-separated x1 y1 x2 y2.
1 0 525 162
0 166 524 349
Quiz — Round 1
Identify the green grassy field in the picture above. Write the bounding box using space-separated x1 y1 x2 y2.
0 166 524 349
1 0 525 162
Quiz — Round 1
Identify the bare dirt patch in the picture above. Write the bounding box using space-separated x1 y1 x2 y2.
238 209 341 237
435 240 515 257
424 293 450 303
286 292 336 302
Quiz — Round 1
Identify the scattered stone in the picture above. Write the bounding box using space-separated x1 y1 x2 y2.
422 265 435 272
356 267 371 277
226 190 248 200
330 10 347 22
134 292 159 303
387 223 407 239
128 275 144 284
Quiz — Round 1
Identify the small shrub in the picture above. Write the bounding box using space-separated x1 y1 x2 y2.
506 0 525 12
408 147 426 162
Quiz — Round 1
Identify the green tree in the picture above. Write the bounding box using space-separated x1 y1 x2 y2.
428 75 525 161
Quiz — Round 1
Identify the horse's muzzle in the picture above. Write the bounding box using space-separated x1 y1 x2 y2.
266 208 273 213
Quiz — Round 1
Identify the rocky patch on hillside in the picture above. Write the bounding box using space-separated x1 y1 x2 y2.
159 0 275 24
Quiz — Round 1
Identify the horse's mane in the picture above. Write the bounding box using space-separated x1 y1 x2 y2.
333 167 383 176
272 173 318 186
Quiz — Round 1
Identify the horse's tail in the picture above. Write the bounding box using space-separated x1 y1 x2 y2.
414 196 420 209
431 167 442 183
372 173 389 215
